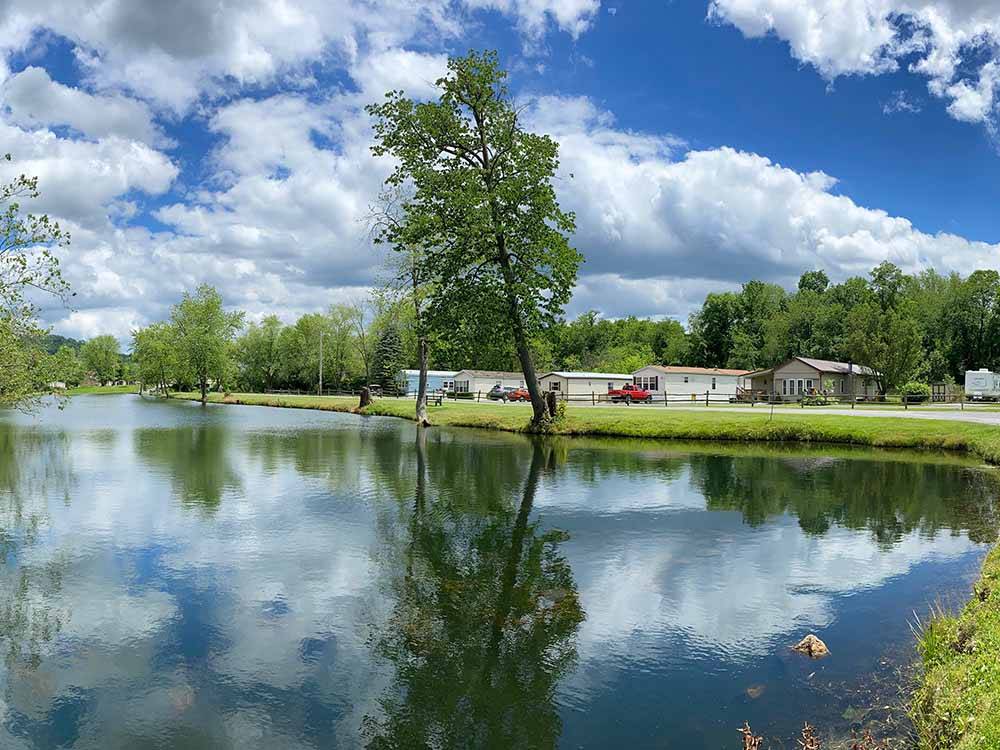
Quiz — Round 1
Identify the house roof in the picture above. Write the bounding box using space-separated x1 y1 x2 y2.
636 365 751 376
748 357 875 377
402 369 457 377
541 371 633 380
453 369 523 379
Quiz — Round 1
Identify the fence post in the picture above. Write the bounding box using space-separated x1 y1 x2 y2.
904 394 908 410
705 390 709 406
663 390 668 407
477 391 481 402
592 391 595 405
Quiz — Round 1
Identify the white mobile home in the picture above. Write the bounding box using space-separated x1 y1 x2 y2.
452 369 524 394
631 365 750 398
538 371 633 397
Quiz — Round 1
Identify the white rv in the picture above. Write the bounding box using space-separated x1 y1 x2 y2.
964 369 1000 400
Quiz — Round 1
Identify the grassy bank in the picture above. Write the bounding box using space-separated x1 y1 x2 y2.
170 391 1000 465
913 546 1000 750
67 384 138 395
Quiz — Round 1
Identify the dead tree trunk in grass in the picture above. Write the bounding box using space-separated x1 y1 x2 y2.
359 386 372 409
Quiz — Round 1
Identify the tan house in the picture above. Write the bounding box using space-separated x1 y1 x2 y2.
631 365 751 398
746 357 878 400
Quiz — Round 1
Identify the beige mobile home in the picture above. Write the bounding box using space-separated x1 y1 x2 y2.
538 371 633 397
452 369 524 394
746 357 877 400
630 365 750 397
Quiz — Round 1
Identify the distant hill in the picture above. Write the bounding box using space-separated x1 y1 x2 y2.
43 334 85 354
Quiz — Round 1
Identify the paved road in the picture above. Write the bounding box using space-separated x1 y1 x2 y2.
656 405 1000 425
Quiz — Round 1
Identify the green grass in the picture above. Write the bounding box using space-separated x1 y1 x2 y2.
66 384 138 395
169 391 1000 465
912 547 1000 750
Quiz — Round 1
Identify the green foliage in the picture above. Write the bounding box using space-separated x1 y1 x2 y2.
372 323 405 391
132 323 178 393
80 335 121 385
234 315 284 392
0 155 72 408
169 285 244 402
48 344 85 386
368 49 581 424
900 381 931 397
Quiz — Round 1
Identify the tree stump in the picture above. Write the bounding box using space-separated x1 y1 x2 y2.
359 386 372 409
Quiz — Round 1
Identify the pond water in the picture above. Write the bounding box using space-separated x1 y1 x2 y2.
1 395 997 749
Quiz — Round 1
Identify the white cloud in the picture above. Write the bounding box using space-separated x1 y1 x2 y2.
709 0 1000 127
2 66 167 145
529 95 1000 306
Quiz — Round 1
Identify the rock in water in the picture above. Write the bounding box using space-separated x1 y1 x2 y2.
745 684 766 700
792 634 830 658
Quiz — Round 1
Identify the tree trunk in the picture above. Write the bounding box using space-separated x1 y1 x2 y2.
200 377 208 404
359 386 372 409
415 336 430 426
483 442 544 680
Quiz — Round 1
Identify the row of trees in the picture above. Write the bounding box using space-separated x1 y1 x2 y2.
682 263 1000 391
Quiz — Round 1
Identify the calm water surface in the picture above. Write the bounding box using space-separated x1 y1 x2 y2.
1 395 997 749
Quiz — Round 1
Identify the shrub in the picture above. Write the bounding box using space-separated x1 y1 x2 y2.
900 381 931 403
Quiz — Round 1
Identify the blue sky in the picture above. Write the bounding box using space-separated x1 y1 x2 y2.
1 0 999 340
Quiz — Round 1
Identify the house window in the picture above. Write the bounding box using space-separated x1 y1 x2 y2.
782 379 787 395
608 382 614 391
550 381 561 391
797 379 804 394
634 376 658 390
683 376 689 384
455 380 469 392
711 377 717 390
806 379 814 393
840 379 845 394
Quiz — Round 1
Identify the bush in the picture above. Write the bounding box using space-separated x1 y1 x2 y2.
445 391 475 400
900 381 931 403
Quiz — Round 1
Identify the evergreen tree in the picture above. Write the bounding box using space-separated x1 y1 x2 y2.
372 323 404 393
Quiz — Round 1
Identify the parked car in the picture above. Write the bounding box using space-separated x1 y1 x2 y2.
486 385 516 401
507 387 531 402
608 383 652 404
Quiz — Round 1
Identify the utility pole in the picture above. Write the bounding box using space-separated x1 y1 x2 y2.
318 329 324 396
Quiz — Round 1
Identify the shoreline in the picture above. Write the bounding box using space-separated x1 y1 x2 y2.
167 391 1000 464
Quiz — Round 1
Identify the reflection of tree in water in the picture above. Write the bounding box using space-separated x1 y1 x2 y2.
0 424 73 670
133 425 240 511
690 454 1000 545
363 434 584 749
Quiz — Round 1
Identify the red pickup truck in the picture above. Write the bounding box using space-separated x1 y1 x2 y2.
608 383 652 404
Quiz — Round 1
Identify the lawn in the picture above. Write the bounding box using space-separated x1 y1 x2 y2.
66 384 139 395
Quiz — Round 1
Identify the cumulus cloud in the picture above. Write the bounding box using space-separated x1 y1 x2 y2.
0 0 598 112
2 66 167 145
528 95 1000 302
709 0 1000 127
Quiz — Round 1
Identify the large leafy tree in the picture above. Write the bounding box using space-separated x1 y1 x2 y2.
48 344 85 387
234 315 284 392
132 323 178 394
80 335 121 385
368 50 582 427
169 285 244 404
